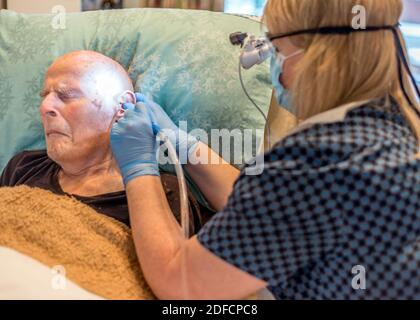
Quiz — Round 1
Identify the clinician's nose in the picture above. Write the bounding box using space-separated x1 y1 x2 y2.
39 93 59 118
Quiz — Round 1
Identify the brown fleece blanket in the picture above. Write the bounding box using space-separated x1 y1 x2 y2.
0 185 155 300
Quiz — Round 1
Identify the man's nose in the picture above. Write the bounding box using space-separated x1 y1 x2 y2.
39 94 59 118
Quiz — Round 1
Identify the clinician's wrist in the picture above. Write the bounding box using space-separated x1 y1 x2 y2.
122 163 160 186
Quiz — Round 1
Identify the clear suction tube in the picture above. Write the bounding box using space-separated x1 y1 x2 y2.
157 131 191 298
157 132 190 240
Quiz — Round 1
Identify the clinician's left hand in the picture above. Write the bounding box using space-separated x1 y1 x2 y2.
110 102 160 186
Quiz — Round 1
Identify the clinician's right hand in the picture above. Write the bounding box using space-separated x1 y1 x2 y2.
111 102 160 186
134 93 199 158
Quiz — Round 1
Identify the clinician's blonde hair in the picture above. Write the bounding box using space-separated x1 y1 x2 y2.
263 0 420 156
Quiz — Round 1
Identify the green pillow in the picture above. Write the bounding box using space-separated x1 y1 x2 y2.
0 8 272 172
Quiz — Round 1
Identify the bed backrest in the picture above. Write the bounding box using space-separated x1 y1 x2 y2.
0 8 273 171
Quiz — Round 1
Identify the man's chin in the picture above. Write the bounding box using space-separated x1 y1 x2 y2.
46 144 71 164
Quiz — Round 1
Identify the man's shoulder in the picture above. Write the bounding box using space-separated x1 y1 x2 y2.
7 149 50 167
0 149 53 187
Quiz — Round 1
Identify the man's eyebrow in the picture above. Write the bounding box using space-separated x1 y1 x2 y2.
39 86 82 98
39 88 49 97
56 86 82 95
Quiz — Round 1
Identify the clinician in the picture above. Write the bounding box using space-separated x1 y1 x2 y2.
110 0 420 299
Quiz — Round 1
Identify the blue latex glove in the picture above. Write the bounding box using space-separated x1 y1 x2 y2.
134 93 199 159
110 102 160 185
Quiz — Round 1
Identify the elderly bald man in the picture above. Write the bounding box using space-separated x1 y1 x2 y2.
0 50 212 228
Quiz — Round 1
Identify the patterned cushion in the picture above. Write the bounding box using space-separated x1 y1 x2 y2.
0 8 272 171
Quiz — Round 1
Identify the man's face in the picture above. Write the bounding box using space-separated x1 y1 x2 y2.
39 60 121 164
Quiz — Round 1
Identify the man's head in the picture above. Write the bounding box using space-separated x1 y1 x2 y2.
39 50 135 165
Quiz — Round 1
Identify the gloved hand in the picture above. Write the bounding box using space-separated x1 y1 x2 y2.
134 93 199 160
110 102 160 186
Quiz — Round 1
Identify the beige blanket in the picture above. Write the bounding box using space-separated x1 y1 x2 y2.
0 185 155 300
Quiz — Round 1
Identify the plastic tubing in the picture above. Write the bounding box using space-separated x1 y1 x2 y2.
157 131 190 240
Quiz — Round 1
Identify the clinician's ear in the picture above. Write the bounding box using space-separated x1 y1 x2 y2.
115 90 136 122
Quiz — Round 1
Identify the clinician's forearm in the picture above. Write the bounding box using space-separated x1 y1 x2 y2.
125 176 268 300
185 142 240 211
126 176 187 295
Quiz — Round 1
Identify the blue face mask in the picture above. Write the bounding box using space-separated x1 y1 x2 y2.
270 49 304 113
270 54 291 111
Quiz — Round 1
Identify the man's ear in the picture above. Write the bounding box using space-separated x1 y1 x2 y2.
123 90 136 104
114 90 136 122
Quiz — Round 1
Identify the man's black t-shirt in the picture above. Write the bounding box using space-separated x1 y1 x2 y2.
0 150 211 229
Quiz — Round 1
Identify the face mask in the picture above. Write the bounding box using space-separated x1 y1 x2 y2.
270 49 304 113
267 24 420 119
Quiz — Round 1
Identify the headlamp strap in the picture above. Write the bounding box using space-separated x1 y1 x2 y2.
268 24 420 117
